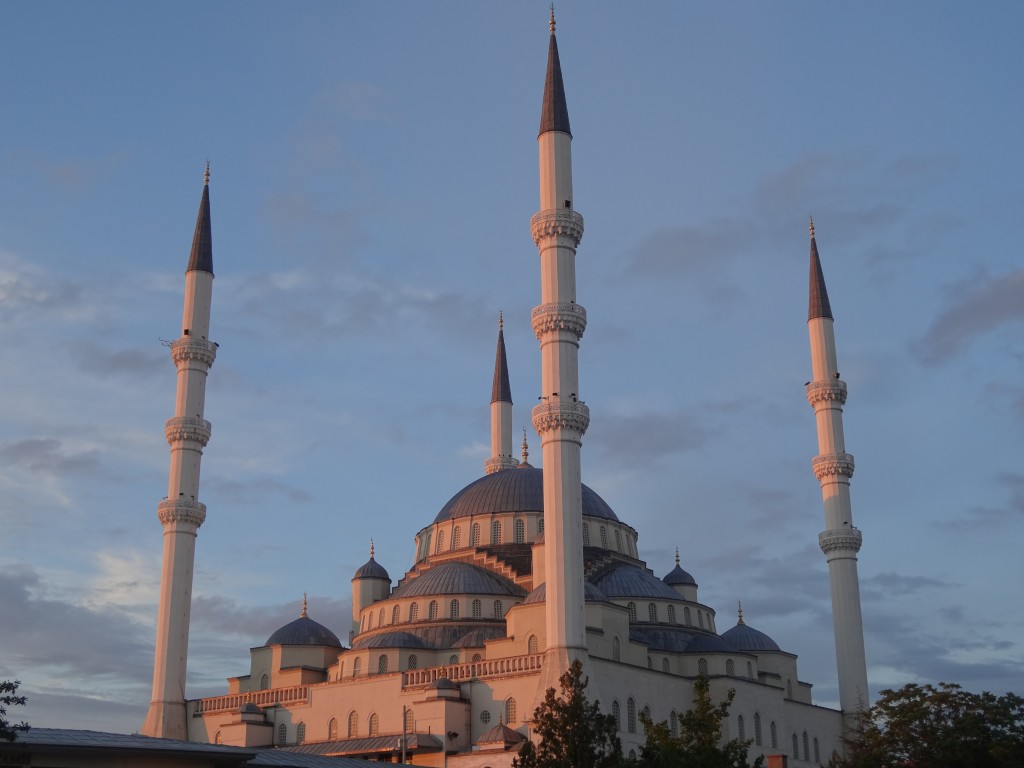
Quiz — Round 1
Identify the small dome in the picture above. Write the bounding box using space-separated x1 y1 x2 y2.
663 564 697 587
266 615 342 647
393 561 525 599
592 563 681 600
453 629 496 648
721 621 781 652
353 631 433 650
433 467 618 523
524 582 608 604
354 555 390 581
428 676 460 691
479 722 525 745
239 703 261 714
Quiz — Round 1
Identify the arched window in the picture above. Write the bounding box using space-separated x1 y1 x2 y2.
684 607 692 626
648 603 657 622
614 530 622 551
481 710 491 725
754 713 762 746
582 523 590 545
491 520 501 544
352 657 361 678
214 730 222 744
667 605 676 623
514 518 525 543
452 526 461 549
505 697 517 725
747 661 753 679
803 731 810 761
367 612 374 629
493 600 503 618
528 634 539 654
612 636 621 661
770 721 778 749
409 602 419 622
259 673 269 690
377 654 388 674
392 605 400 625
698 658 708 676
338 662 344 679
369 713 379 737
737 715 745 741
629 750 637 761
472 653 482 662
670 710 679 736
472 598 482 618
647 656 653 669
328 717 338 740
698 610 705 629
296 722 305 744
423 532 431 557
786 679 793 699
405 707 415 733
627 698 636 733
278 722 287 745
662 658 670 673
435 530 445 553
471 523 481 547
814 737 821 763
408 654 418 670
792 734 798 757
628 602 637 622
641 705 651 730
449 599 460 619
726 659 735 676
600 526 608 547
429 600 438 620
449 654 458 665
348 710 359 738
612 700 620 728
379 607 385 626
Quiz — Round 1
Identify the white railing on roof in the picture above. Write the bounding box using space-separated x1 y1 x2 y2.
193 684 310 714
402 653 543 687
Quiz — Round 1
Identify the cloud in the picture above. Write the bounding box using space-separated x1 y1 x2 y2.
190 593 349 644
626 217 758 280
587 410 710 470
0 254 94 327
916 268 1024 363
861 571 951 599
72 341 166 379
204 477 314 505
0 437 99 476
937 472 1024 529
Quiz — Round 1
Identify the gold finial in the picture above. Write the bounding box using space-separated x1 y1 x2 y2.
521 429 529 464
301 592 309 618
370 539 375 559
675 547 680 566
498 310 503 330
808 216 815 239
549 4 556 33
204 160 210 186
737 601 744 625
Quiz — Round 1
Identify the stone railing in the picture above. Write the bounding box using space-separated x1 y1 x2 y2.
192 684 310 714
402 653 544 688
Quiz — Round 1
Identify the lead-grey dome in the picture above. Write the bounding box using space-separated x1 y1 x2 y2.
266 615 342 647
592 563 681 600
353 631 433 650
524 581 609 604
353 555 390 581
663 563 697 587
433 467 618 523
721 621 781 652
393 561 526 599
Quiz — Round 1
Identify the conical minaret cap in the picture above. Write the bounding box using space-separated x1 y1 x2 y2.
538 17 571 138
808 218 832 321
491 315 512 404
187 165 214 275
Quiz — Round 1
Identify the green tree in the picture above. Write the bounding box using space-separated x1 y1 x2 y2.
839 681 1024 768
0 680 29 742
638 675 762 768
513 659 624 768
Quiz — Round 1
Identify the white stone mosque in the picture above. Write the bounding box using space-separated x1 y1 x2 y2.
139 14 869 768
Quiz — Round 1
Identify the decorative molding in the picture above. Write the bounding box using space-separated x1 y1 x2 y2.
165 416 212 446
485 456 519 475
531 401 590 437
170 337 217 368
805 379 847 407
818 527 863 555
531 302 587 339
530 209 584 247
812 452 855 481
157 498 207 528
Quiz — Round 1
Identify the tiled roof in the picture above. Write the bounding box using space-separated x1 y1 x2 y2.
592 562 681 600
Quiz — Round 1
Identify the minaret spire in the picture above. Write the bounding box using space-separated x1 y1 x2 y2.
804 223 869 726
531 13 589 689
486 314 517 474
143 168 218 739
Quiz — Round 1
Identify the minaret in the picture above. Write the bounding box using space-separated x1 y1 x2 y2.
530 10 589 680
142 167 217 739
805 219 869 724
485 313 518 474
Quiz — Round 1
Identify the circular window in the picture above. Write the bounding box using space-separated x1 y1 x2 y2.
480 710 491 725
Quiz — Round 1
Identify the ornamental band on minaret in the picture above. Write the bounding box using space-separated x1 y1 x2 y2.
531 11 590 679
805 219 870 723
142 167 217 739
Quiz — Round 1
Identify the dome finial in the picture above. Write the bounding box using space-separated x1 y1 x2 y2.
369 539 375 558
675 546 680 566
301 592 309 618
521 428 529 464
808 215 815 239
737 600 744 625
549 3 556 33
204 160 210 186
498 310 503 330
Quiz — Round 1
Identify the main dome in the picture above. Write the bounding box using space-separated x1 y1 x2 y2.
433 466 618 523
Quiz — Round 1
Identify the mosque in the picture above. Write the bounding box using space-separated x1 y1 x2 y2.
139 15 869 768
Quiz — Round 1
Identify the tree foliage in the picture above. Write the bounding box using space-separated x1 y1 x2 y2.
839 681 1024 768
513 659 624 768
0 680 29 742
638 675 762 768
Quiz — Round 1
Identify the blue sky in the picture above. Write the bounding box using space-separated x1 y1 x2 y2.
1 2 1022 733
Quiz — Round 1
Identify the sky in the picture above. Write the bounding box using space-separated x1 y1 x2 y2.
1 1 1022 734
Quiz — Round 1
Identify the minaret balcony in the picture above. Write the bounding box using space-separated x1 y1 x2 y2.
531 302 587 340
170 337 217 368
530 209 584 247
805 379 848 407
165 416 212 446
812 452 855 481
818 527 863 555
157 498 207 529
532 401 590 438
485 456 519 474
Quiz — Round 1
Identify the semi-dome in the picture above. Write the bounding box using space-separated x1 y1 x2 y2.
721 620 781 652
592 562 681 600
433 466 618 523
353 631 434 650
266 612 342 648
393 561 526 599
524 581 609 604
